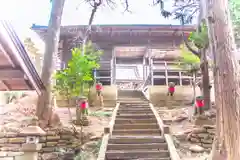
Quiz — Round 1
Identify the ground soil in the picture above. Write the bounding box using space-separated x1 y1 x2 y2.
0 92 213 160
157 106 211 160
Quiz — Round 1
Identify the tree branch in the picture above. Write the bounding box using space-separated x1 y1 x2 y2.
179 15 201 57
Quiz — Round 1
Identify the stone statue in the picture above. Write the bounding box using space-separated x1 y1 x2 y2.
95 82 103 107
168 82 175 96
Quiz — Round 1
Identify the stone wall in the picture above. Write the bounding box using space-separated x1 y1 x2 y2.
0 127 89 160
0 151 24 160
187 125 215 149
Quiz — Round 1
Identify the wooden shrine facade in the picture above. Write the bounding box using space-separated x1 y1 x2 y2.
31 24 195 86
0 21 45 94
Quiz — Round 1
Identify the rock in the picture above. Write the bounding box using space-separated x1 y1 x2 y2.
190 137 200 143
41 152 59 160
8 137 25 144
90 135 101 141
82 141 99 151
47 136 60 141
183 129 192 134
201 138 213 144
201 143 213 148
203 125 215 129
174 132 187 141
207 129 216 134
190 133 199 138
198 133 209 138
46 142 58 147
174 115 188 122
189 145 205 153
192 128 206 134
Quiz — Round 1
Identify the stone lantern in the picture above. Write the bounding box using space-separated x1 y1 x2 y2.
18 117 46 160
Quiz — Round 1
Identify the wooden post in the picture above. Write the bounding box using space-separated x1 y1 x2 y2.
143 57 146 81
179 71 182 86
150 58 154 85
165 61 168 86
112 47 116 84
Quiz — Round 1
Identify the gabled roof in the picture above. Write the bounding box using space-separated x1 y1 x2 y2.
0 21 45 94
31 24 195 38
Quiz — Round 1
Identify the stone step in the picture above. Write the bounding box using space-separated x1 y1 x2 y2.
117 109 153 113
107 143 168 150
118 107 152 110
118 101 149 104
112 129 161 136
119 105 150 108
119 107 151 110
116 114 155 119
109 136 165 144
105 150 170 159
114 118 157 124
114 123 159 130
127 158 171 160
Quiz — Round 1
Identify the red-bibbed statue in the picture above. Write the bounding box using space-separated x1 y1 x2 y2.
168 82 175 96
95 82 103 96
78 96 88 115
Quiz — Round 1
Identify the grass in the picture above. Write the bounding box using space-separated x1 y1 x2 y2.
89 111 112 117
74 140 102 160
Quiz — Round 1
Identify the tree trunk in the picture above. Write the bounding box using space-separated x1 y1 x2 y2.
209 0 240 159
36 0 66 121
193 72 197 101
201 49 211 110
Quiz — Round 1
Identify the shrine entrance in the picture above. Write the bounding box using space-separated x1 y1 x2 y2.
112 46 147 90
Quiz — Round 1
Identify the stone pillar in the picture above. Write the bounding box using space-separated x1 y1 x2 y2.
17 117 46 160
179 71 182 86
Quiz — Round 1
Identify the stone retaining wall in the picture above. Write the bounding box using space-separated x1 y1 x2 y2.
187 125 215 149
148 86 198 106
0 127 88 160
0 151 24 160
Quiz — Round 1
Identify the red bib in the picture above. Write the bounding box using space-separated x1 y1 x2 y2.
80 102 87 109
168 87 175 93
96 84 102 91
196 100 204 107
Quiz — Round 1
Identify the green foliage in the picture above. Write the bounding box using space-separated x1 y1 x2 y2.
83 42 103 62
74 140 102 160
230 0 240 44
4 91 25 103
54 45 102 98
178 44 200 73
188 23 209 49
89 111 112 117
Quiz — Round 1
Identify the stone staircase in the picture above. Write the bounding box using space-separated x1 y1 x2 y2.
103 90 173 160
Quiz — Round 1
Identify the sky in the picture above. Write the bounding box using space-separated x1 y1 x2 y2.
0 0 179 32
0 0 180 51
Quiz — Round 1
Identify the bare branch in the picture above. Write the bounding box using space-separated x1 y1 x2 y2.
122 0 131 12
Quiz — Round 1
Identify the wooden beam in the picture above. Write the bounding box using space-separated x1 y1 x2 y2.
1 80 11 90
0 69 24 80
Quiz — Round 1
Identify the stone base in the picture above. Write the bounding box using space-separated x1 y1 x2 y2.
89 85 117 107
149 86 201 107
73 117 90 126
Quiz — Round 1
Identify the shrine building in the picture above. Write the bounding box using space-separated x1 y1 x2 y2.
31 24 196 87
